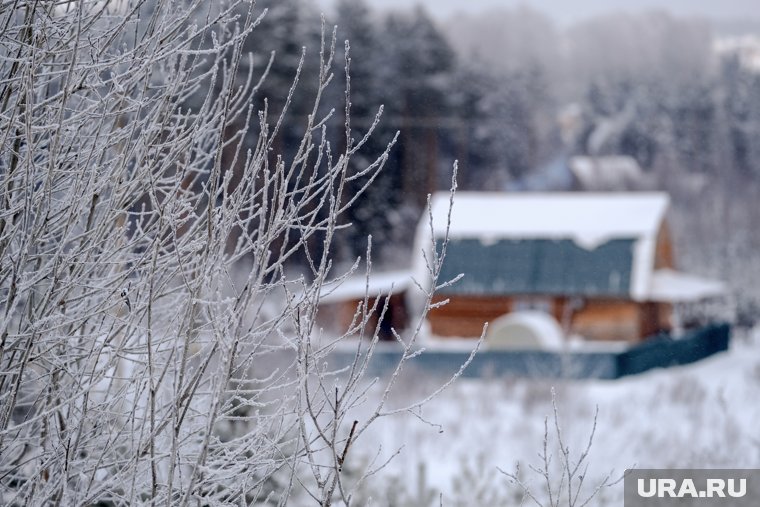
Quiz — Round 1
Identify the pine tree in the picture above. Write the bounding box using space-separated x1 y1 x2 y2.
332 0 401 263
383 7 456 207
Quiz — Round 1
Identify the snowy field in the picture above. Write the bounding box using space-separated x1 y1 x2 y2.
341 328 760 505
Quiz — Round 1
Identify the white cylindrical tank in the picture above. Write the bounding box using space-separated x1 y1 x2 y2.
486 311 565 349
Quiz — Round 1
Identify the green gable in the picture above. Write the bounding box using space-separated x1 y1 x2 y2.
437 238 635 297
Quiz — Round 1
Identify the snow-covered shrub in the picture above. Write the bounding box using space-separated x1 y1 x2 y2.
498 388 623 507
0 2 471 504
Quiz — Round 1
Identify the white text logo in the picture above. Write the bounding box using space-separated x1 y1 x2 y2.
637 478 747 499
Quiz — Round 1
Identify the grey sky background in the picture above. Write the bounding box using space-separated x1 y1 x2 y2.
312 0 760 30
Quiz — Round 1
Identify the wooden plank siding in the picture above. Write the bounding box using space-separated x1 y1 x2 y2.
655 223 675 269
570 299 641 342
430 296 673 342
317 294 409 341
428 295 512 337
638 301 673 338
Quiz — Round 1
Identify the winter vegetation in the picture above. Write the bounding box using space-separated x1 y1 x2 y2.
0 0 473 504
2 0 759 505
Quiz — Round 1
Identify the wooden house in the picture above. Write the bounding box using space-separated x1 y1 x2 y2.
315 270 411 341
414 192 724 342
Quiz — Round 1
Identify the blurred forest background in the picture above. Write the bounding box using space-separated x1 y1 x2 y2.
223 0 760 324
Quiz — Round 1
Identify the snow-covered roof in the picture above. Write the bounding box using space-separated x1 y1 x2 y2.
415 192 671 301
422 192 668 250
647 269 726 302
318 270 412 304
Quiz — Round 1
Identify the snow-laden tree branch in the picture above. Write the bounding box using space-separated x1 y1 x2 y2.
0 1 466 505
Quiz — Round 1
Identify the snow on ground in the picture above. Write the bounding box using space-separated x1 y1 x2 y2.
343 329 760 504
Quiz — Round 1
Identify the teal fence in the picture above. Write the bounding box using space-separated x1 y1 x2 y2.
330 323 731 380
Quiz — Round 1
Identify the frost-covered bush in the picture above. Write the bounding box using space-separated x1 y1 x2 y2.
0 1 469 504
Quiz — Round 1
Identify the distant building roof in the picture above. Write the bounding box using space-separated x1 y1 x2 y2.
505 155 575 192
569 155 648 191
422 192 668 249
506 155 652 192
415 192 670 301
714 35 760 73
648 268 726 302
318 270 412 304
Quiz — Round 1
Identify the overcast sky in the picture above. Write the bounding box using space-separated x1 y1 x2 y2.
312 0 760 28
